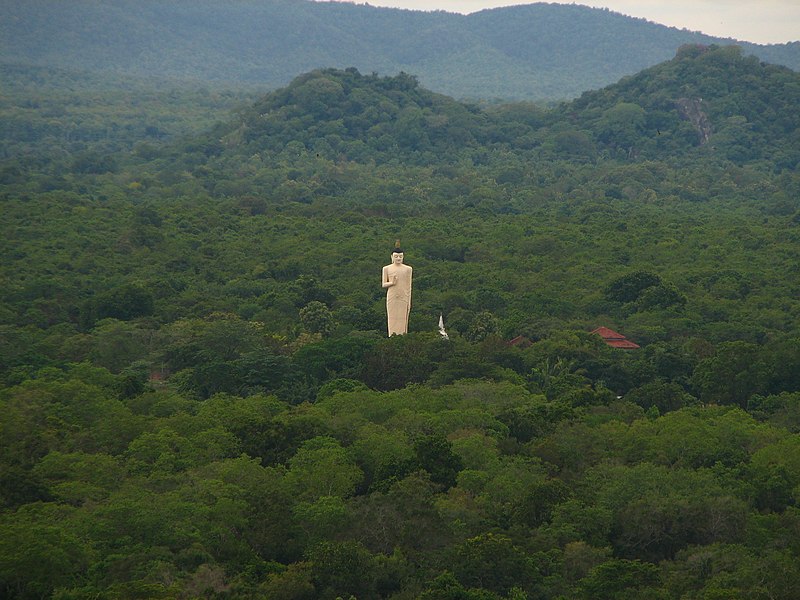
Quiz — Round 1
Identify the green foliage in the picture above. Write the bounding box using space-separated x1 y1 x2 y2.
414 434 464 490
624 380 696 413
286 437 363 501
605 271 663 304
307 540 380 600
299 301 335 336
0 506 91 599
453 533 537 595
3 38 800 600
92 284 154 321
578 559 661 600
691 342 771 407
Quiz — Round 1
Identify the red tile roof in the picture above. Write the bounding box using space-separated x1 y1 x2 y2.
591 326 625 340
507 335 533 348
605 339 641 349
592 327 640 349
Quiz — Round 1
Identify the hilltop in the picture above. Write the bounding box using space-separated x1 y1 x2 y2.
192 45 800 174
1 0 799 100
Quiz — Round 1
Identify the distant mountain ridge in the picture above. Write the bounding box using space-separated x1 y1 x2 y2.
1 0 799 100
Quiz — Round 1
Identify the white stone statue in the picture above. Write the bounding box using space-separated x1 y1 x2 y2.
438 314 449 340
382 242 412 336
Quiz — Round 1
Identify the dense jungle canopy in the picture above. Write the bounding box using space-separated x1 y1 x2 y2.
2 44 800 599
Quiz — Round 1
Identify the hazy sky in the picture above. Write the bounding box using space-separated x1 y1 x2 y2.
342 1 799 45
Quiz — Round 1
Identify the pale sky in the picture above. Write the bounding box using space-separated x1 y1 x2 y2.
339 1 799 44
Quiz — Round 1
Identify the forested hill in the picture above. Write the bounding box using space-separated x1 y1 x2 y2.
2 0 799 100
194 45 800 173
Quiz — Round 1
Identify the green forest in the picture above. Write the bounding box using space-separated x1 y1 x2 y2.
2 0 799 101
2 44 800 599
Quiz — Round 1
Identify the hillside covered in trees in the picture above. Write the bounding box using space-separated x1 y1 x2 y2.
2 45 800 598
2 0 799 100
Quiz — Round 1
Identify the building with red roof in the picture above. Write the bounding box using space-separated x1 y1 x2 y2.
507 335 533 349
591 327 640 349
